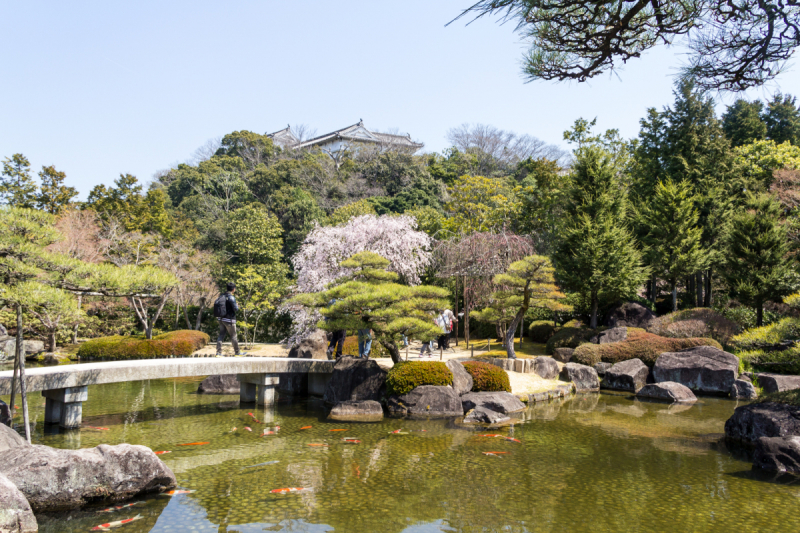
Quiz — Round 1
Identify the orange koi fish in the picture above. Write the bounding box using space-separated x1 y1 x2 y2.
164 490 195 495
389 429 409 435
351 462 361 478
307 443 328 447
96 502 144 513
480 434 504 438
244 427 252 432
270 487 311 494
342 438 361 444
329 429 348 432
231 427 237 432
154 451 171 455
91 514 143 530
262 430 275 436
482 451 509 456
299 426 312 430
177 442 209 446
505 437 521 443
84 426 110 431
247 413 260 423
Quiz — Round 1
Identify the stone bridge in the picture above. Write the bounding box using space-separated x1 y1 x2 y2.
0 357 335 429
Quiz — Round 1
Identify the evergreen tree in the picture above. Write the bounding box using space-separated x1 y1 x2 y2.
639 180 708 312
86 174 173 236
722 99 766 147
553 146 648 328
763 93 800 145
724 193 795 326
0 154 37 208
36 165 77 214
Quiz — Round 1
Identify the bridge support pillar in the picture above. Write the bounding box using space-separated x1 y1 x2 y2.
237 374 279 406
42 386 88 429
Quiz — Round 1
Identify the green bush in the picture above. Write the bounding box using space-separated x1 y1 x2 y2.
529 321 558 343
77 330 209 360
738 347 800 375
572 330 722 367
385 361 453 396
760 389 800 407
342 335 388 358
545 327 596 354
462 361 511 393
731 317 800 351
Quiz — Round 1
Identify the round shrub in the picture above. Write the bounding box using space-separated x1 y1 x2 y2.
571 330 722 367
385 361 453 396
462 361 511 393
545 327 596 355
77 330 209 360
529 321 558 343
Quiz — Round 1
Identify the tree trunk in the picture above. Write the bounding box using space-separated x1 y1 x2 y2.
757 300 764 327
650 274 657 305
463 277 470 346
496 323 504 346
72 293 82 344
194 297 207 331
454 278 459 346
589 293 599 329
696 272 704 307
672 282 678 312
48 330 57 352
382 340 401 364
16 306 30 443
704 268 712 307
505 309 525 359
145 323 153 339
183 305 192 329
9 336 19 425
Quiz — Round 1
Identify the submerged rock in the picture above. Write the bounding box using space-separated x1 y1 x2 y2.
0 423 28 453
533 357 559 380
0 443 176 512
602 358 650 392
731 379 758 400
725 402 800 444
653 346 739 395
323 356 387 405
559 363 600 392
460 391 526 414
387 385 463 418
463 406 510 424
753 436 800 475
446 360 473 396
636 382 697 403
0 473 37 533
197 374 239 394
328 400 383 422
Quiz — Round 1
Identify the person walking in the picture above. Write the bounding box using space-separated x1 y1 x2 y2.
443 309 457 348
214 282 241 356
326 298 345 358
357 327 372 358
435 310 448 350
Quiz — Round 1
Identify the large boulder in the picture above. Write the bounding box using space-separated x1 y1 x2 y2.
653 346 739 395
446 360 473 396
0 443 176 512
328 400 383 422
591 326 628 345
553 347 574 363
0 424 28 453
0 400 11 427
594 362 612 377
0 473 37 533
559 363 600 392
287 329 330 360
322 356 387 405
461 391 525 414
636 382 697 403
197 374 239 394
731 379 758 400
602 358 650 392
387 385 463 418
604 302 655 328
725 402 800 444
0 339 45 362
753 436 800 474
533 357 559 380
463 406 510 424
755 373 800 394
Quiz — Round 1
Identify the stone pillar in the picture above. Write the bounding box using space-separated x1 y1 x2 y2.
42 386 88 429
237 374 279 406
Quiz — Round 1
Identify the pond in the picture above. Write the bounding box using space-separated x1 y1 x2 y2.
4 378 799 532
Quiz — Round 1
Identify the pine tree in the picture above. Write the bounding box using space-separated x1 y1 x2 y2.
722 99 766 147
639 180 708 312
553 146 648 329
724 193 795 326
0 154 37 208
763 93 800 145
36 165 77 214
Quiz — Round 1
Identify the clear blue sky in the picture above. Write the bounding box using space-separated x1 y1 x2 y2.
2 1 798 199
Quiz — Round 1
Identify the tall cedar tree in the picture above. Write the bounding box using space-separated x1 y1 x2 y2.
763 93 800 146
639 180 708 312
722 99 766 147
553 146 647 329
0 154 37 208
36 165 77 215
724 194 795 326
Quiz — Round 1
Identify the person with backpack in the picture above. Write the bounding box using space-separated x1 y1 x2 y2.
214 282 240 357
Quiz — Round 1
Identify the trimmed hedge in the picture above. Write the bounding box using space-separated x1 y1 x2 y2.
77 330 210 360
462 361 511 393
738 347 800 375
571 330 722 367
529 321 558 343
731 317 800 351
385 361 453 396
545 327 596 355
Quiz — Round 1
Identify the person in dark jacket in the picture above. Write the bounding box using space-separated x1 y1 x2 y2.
216 282 240 356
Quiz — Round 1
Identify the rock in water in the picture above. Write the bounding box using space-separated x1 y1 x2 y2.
753 436 800 474
636 382 697 403
446 360 473 396
287 329 330 360
533 357 559 380
653 346 738 395
328 400 383 422
553 348 574 363
0 400 11 427
387 386 463 418
0 424 28 453
323 356 387 405
602 358 650 392
197 374 240 394
0 443 176 512
604 302 655 328
754 373 800 394
559 363 600 392
590 326 628 345
731 379 758 400
725 402 800 444
0 473 37 533
463 406 511 424
594 362 612 377
460 392 526 414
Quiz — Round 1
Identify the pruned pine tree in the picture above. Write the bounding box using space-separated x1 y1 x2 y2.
471 255 571 359
639 180 708 312
4 282 84 352
291 251 448 364
553 146 648 329
724 194 796 326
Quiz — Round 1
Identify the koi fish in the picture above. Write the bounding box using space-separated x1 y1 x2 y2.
389 429 409 435
247 413 260 423
300 426 312 430
262 430 275 436
342 438 361 444
307 443 328 447
91 514 143 530
480 434 504 438
231 427 237 432
482 451 509 456
244 427 252 432
505 437 521 443
164 490 195 495
154 451 171 455
177 442 209 446
329 429 348 432
96 502 144 513
351 462 361 478
410 429 427 432
84 426 110 431
243 460 279 469
270 487 311 494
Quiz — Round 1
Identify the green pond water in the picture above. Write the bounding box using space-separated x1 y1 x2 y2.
3 377 800 533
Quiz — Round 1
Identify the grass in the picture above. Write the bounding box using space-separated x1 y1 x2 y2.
759 389 800 406
467 339 548 359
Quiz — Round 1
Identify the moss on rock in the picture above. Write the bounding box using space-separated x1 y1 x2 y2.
571 330 722 367
77 330 209 360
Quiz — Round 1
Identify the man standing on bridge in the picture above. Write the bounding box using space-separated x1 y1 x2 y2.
214 282 241 357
